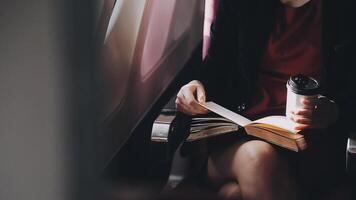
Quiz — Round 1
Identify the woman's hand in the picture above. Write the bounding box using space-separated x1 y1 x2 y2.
288 95 339 131
175 80 209 116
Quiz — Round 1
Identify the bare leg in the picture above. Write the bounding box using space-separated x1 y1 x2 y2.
217 182 242 200
207 140 298 200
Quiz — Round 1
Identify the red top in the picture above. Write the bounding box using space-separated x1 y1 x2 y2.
245 0 323 119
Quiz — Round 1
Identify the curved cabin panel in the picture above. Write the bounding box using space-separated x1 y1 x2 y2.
100 0 205 168
101 0 146 115
138 0 203 80
139 0 176 79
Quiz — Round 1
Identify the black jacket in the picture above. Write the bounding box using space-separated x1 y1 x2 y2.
198 0 356 133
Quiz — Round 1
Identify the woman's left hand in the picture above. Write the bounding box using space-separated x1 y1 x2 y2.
288 95 339 131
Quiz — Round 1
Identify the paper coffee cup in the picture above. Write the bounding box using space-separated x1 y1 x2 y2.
286 74 320 119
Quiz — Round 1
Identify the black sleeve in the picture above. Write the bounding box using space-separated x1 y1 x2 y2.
337 41 356 133
334 0 356 134
197 0 239 100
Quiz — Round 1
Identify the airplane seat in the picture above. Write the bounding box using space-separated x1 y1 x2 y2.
155 0 221 197
347 132 356 182
156 0 356 198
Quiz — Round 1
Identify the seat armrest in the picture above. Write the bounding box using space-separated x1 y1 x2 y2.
151 111 191 162
346 132 356 178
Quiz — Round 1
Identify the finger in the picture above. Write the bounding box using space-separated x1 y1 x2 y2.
300 98 316 109
195 86 208 112
176 98 202 116
294 117 312 125
301 97 312 105
179 94 208 114
294 118 326 130
196 85 206 103
299 103 315 110
294 124 310 131
292 109 313 118
182 90 208 113
178 94 208 115
289 113 312 125
176 84 208 115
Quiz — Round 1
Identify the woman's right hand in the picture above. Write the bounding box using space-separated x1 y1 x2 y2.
175 80 209 116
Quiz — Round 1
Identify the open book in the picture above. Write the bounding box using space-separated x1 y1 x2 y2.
187 102 307 152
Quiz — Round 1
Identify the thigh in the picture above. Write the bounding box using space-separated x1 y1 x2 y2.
206 137 247 185
206 137 289 185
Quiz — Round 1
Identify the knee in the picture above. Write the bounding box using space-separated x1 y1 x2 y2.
236 140 281 170
231 141 297 200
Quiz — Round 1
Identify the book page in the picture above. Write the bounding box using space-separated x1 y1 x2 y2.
252 116 299 134
191 122 236 128
191 123 236 132
187 125 239 141
192 117 234 123
199 102 252 126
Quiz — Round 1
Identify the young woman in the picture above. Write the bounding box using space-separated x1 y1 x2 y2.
175 0 355 199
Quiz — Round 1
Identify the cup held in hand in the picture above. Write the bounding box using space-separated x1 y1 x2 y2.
286 74 320 119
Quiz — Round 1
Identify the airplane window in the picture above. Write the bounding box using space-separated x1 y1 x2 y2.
139 0 200 81
171 0 197 41
101 0 146 115
139 0 176 81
